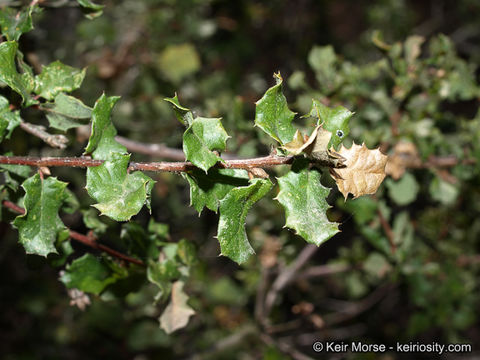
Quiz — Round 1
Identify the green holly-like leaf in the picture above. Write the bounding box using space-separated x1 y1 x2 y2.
183 116 229 172
255 73 296 145
0 41 36 106
76 0 105 19
12 174 68 257
183 168 249 214
164 94 194 126
0 95 21 141
84 93 126 159
159 280 195 334
0 5 37 42
276 159 339 246
34 60 86 101
86 152 155 221
60 254 117 295
217 178 273 264
42 93 92 132
164 95 230 172
306 99 353 149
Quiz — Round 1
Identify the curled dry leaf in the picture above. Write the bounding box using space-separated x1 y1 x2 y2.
248 167 269 179
334 142 388 199
385 142 421 179
283 126 345 166
283 125 331 156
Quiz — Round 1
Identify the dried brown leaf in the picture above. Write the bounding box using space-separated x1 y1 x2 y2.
385 142 421 179
248 167 269 179
334 142 388 199
283 125 332 157
283 129 305 155
160 281 195 334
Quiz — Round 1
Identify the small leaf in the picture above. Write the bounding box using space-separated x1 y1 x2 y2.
404 35 425 64
429 177 458 206
183 116 229 172
60 254 117 295
12 174 68 256
82 208 108 234
276 159 339 246
217 178 273 264
0 5 37 42
308 45 336 74
148 218 170 239
34 60 86 100
148 259 181 287
42 93 92 132
159 281 195 334
76 0 105 19
385 142 421 180
334 142 388 199
177 239 196 266
86 152 155 221
385 173 419 206
363 252 391 279
306 100 353 148
307 45 339 92
164 94 194 126
183 168 249 214
0 95 21 141
0 41 36 106
254 73 296 145
157 43 201 84
84 93 126 158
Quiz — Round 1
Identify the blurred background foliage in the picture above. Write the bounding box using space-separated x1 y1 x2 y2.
1 0 480 359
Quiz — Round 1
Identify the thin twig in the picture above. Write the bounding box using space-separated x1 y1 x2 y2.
0 153 344 172
255 267 271 325
264 245 319 318
322 284 393 326
422 155 476 168
187 324 257 360
19 121 69 149
260 333 313 360
371 195 396 254
300 263 351 279
2 200 145 266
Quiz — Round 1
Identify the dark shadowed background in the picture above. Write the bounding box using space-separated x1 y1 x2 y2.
1 0 480 359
